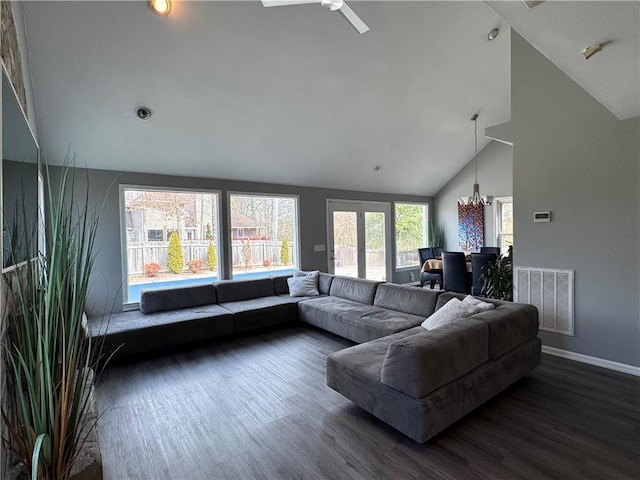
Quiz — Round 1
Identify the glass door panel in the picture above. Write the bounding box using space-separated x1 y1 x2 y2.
332 211 358 278
327 200 391 281
365 211 386 281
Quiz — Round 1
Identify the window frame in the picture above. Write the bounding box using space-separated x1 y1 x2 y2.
393 201 429 272
494 196 513 254
226 191 301 279
119 184 223 310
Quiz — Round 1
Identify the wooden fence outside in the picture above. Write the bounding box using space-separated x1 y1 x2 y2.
127 240 296 274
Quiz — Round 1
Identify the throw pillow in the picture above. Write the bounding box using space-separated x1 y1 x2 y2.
287 276 320 297
422 298 474 330
462 295 496 312
294 269 320 280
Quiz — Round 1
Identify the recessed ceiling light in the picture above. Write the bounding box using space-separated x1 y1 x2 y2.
148 0 172 16
135 106 153 121
488 28 499 41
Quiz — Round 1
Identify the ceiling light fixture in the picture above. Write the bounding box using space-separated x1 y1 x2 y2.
457 114 493 207
487 28 499 41
135 106 153 121
582 44 602 60
148 0 172 16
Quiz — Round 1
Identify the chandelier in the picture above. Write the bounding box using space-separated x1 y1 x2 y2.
457 114 493 206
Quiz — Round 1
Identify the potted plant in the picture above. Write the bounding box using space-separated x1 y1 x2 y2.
480 246 513 301
2 159 105 479
428 221 445 253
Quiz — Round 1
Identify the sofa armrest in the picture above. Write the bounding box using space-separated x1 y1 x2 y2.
380 319 488 398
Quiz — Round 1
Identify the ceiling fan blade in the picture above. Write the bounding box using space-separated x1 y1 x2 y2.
261 0 319 7
523 0 545 8
337 2 369 34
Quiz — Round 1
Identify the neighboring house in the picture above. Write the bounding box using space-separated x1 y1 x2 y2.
231 213 265 240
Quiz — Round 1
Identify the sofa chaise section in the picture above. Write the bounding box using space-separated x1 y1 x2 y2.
326 294 541 443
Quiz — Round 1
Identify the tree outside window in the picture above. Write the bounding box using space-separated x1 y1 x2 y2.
395 203 428 269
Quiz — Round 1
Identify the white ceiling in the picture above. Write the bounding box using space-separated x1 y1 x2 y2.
21 1 638 196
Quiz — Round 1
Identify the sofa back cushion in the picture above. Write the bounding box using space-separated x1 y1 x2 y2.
216 277 275 303
436 292 539 359
381 318 489 398
329 276 381 305
374 284 440 318
140 284 217 314
318 273 334 295
271 275 292 295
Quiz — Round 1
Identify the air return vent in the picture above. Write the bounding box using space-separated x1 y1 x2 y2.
514 267 574 336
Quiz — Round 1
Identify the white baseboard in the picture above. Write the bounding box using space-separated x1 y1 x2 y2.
542 346 640 377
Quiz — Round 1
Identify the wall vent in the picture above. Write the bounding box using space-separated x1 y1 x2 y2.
514 266 574 336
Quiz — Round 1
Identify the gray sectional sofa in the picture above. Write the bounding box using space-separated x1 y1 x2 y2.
88 272 540 443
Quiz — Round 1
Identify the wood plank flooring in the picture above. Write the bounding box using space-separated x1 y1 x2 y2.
95 325 640 480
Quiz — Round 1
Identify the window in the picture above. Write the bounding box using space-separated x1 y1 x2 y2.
229 193 298 279
496 197 513 253
121 187 221 305
394 202 428 269
147 229 163 242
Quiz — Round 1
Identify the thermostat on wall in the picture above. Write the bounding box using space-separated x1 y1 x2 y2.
533 211 551 223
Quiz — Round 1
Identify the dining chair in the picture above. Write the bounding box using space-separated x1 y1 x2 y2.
471 253 498 296
431 246 443 258
480 246 501 256
418 247 434 265
418 248 441 289
442 252 469 293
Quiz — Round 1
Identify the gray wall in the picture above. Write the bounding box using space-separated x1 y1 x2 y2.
433 140 513 251
510 31 640 367
64 167 430 316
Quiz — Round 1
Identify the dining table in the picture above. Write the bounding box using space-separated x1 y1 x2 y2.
423 257 472 273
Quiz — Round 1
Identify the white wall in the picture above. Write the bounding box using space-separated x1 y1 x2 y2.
433 140 513 251
510 31 640 367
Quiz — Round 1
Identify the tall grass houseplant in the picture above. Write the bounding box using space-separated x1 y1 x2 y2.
2 160 104 479
428 221 445 249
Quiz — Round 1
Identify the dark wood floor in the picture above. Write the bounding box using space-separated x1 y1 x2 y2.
96 325 640 480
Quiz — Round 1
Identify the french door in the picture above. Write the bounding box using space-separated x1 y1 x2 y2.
326 200 391 281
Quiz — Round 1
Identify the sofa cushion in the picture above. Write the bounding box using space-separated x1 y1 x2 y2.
139 284 217 314
298 296 424 343
381 318 489 398
436 292 539 359
215 277 275 303
373 283 440 318
271 274 292 295
88 305 234 361
470 303 539 360
219 297 298 333
329 276 381 305
318 273 334 295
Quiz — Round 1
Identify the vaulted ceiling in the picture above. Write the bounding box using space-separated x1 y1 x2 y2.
21 1 639 196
